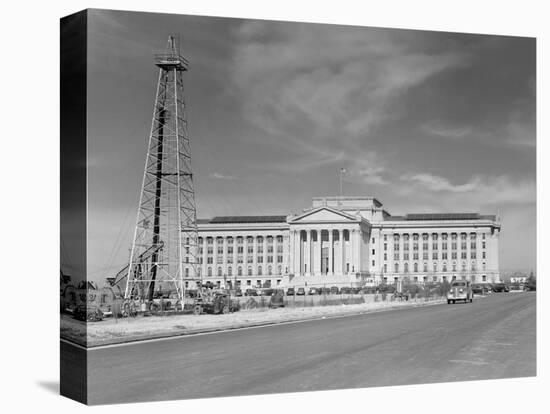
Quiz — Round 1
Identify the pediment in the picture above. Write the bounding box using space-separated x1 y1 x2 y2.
290 207 359 223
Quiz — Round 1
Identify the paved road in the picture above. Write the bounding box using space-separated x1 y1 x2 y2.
84 292 536 404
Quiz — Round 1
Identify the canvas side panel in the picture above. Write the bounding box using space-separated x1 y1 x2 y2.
60 9 88 405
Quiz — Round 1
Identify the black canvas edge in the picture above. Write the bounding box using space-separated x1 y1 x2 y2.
60 9 88 405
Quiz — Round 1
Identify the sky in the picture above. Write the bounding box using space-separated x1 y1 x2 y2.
78 8 536 283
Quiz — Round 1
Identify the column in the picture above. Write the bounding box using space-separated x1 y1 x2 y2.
222 237 227 279
339 229 345 275
213 237 218 279
328 229 333 276
232 234 238 282
304 230 311 276
315 229 322 276
201 236 207 277
253 236 258 277
243 235 248 276
289 230 295 275
297 230 303 275
349 229 355 274
264 235 269 275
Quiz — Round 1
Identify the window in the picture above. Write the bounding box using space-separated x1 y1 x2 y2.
237 237 243 245
432 252 438 260
384 264 387 273
277 265 282 275
267 236 273 244
217 256 223 264
451 242 457 250
258 266 262 276
482 233 486 240
227 237 233 245
257 236 263 244
461 252 467 259
394 243 400 251
276 235 283 243
413 243 418 251
247 266 252 276
423 252 428 260
423 242 429 250
383 253 387 261
277 245 283 253
372 249 375 255
442 242 448 250
247 256 253 263
185 268 189 277
423 263 428 272
257 245 263 254
267 256 274 263
404 263 409 273
423 234 429 241
238 246 244 254
372 237 375 243
461 233 467 241
197 267 202 277
442 234 448 241
257 256 263 263
413 263 418 272
238 266 242 276
442 252 448 260
482 252 486 259
394 234 400 242
384 235 387 241
394 253 400 261
207 247 213 255
247 236 253 244
394 263 399 273
482 262 486 270
482 241 486 249
451 252 457 260
433 276 438 282
207 237 213 245
217 267 222 277
404 243 409 251
207 257 213 264
207 267 212 277
228 266 232 277
471 242 476 250
433 263 438 272
246 279 251 286
228 246 233 255
372 260 375 266
461 242 467 250
268 265 272 276
413 253 419 260
413 234 419 241
267 245 274 254
471 251 476 259
452 262 457 272
443 263 447 272
237 256 243 264
452 233 457 241
384 243 387 251
247 245 253 254
471 262 476 271
277 255 283 263
470 233 476 240
404 253 409 260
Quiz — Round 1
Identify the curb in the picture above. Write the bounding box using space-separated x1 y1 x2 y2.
64 298 446 349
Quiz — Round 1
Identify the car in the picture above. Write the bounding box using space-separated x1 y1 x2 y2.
286 287 295 296
351 287 362 294
318 287 330 295
447 280 473 304
193 292 240 315
234 289 243 297
509 284 525 293
340 287 352 294
261 288 274 296
296 287 306 296
330 286 340 295
308 287 318 295
471 283 488 295
491 283 509 293
245 288 258 296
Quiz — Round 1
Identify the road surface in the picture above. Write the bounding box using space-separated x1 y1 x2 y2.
79 292 535 404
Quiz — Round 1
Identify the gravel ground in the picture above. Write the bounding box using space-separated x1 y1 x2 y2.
61 296 446 347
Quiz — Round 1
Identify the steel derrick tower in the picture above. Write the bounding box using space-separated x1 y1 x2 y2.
124 35 200 301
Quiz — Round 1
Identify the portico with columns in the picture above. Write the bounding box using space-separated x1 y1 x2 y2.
287 206 371 284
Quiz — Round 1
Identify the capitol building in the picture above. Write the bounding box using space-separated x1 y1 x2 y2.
189 196 501 289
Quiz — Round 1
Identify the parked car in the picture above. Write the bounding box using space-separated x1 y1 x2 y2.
193 292 240 315
330 286 340 295
491 283 509 293
286 287 295 296
447 280 473 304
261 288 274 296
296 287 306 296
471 283 488 295
308 287 319 295
245 288 258 296
351 287 362 294
509 284 525 293
340 287 352 294
318 287 331 295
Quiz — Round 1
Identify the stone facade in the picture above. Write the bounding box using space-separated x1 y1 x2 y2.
186 196 501 289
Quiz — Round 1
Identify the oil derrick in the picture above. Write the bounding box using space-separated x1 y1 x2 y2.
124 35 200 302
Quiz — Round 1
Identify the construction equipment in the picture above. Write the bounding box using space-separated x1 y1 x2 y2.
192 291 240 315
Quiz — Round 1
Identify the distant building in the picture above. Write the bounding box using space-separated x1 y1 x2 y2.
188 196 501 289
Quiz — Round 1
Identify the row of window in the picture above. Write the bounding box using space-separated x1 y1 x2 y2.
387 241 485 251
384 232 486 242
386 251 485 261
197 265 287 277
200 235 284 245
383 261 486 273
200 255 285 264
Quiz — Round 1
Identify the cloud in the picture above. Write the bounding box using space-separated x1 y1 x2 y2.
228 22 471 160
399 173 535 208
422 120 472 139
211 172 237 180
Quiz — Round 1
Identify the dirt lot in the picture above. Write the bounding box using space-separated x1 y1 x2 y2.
61 295 445 347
